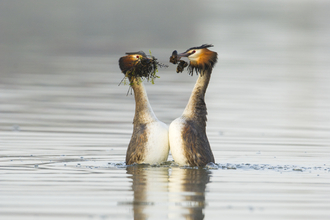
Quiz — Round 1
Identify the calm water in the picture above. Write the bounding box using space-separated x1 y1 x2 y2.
1 1 330 220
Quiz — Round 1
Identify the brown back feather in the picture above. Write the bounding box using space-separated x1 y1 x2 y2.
182 120 215 166
126 124 148 165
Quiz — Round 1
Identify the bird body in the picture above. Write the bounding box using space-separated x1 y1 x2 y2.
119 52 169 165
133 120 169 164
169 44 217 166
168 117 188 165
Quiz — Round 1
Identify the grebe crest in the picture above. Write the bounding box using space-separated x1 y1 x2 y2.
170 44 217 76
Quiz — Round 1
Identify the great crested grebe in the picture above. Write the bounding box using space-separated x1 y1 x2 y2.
119 51 169 165
169 44 217 166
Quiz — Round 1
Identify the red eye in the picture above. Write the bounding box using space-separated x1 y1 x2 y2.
136 55 139 58
192 50 196 53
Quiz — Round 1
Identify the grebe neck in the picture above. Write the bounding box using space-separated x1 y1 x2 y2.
131 77 157 124
182 69 211 125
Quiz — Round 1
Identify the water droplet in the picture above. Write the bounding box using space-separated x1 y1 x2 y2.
206 162 218 169
293 168 303 172
227 163 237 169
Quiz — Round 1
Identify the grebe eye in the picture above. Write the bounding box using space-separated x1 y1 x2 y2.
192 50 196 53
136 55 139 58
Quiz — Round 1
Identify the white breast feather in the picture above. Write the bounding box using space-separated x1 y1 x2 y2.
143 120 169 164
169 117 188 166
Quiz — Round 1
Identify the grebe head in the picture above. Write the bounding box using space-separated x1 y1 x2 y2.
119 51 167 85
119 51 151 75
170 44 218 75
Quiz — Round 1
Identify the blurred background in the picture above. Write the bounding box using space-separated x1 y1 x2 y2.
1 0 329 138
2 0 329 71
0 0 198 73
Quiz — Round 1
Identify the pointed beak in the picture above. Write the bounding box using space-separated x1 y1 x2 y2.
177 51 191 58
170 50 191 64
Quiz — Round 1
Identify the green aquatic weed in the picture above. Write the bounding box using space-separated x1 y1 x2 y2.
118 50 167 90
